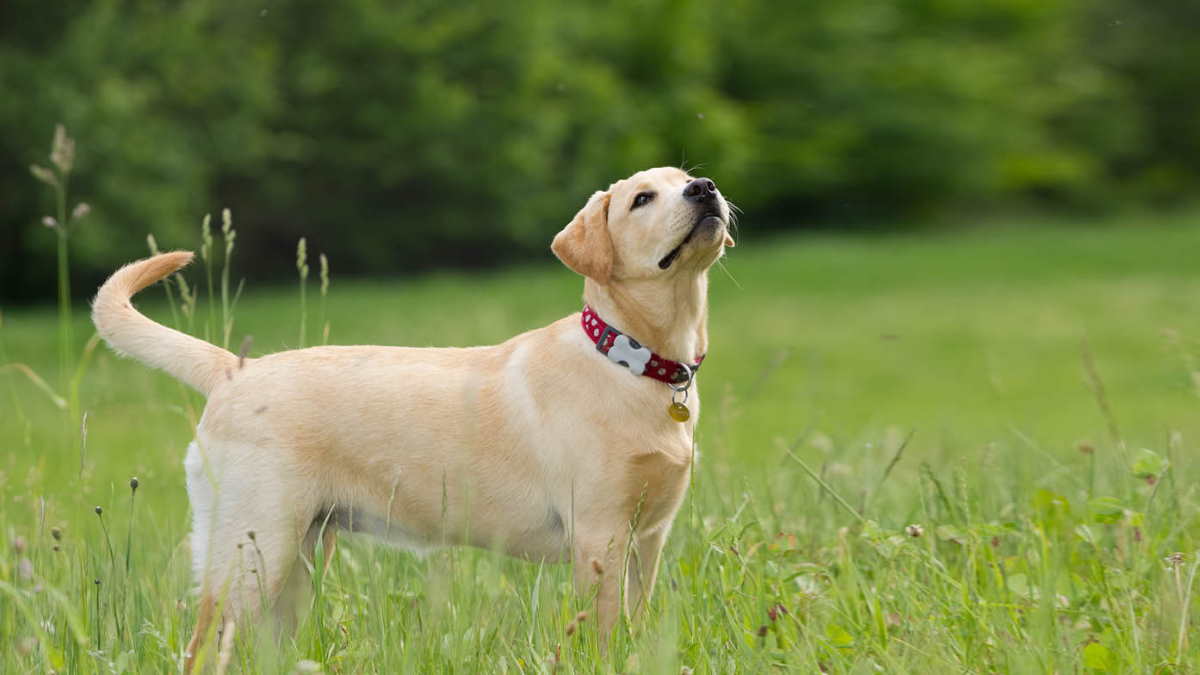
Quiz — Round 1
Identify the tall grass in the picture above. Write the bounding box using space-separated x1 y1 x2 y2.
319 253 330 345
297 237 309 348
220 209 240 350
29 124 87 391
1 181 1198 671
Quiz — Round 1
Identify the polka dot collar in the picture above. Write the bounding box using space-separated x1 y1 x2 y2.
581 305 705 384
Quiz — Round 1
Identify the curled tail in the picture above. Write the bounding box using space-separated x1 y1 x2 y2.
92 251 236 396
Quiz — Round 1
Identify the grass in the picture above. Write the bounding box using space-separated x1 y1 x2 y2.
1 216 1199 673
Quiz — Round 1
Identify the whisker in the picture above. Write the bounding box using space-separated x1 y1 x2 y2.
716 256 742 290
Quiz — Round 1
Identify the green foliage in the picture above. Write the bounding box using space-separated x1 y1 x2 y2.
1 0 1198 302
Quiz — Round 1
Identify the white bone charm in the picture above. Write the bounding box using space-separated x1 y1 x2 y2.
607 335 652 375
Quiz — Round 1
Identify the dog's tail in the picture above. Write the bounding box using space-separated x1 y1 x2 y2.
92 251 236 396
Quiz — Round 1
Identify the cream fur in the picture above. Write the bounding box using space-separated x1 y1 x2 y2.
91 166 732 671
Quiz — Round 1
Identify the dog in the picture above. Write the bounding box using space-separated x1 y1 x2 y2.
91 166 734 669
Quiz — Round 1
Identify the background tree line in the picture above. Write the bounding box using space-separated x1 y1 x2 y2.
1 0 1196 301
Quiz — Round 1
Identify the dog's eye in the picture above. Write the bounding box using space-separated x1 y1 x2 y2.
631 192 655 210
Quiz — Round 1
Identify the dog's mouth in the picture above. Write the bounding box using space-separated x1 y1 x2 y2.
657 212 724 270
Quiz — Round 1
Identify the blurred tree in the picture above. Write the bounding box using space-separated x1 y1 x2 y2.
1081 0 1200 204
0 0 1195 301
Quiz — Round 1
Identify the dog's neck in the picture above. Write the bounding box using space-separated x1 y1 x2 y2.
582 274 709 364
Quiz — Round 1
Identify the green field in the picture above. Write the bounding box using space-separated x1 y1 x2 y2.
2 219 1199 673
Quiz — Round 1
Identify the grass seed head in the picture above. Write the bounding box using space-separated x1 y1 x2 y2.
30 164 58 186
906 524 924 538
200 213 213 261
296 238 309 280
566 609 588 635
94 506 103 516
50 124 74 174
130 476 139 493
590 558 604 576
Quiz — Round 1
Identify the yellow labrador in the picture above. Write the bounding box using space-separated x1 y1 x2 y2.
91 166 733 669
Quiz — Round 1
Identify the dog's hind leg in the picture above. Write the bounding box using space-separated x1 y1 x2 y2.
183 442 315 671
272 514 338 634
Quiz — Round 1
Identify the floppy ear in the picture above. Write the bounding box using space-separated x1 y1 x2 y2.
723 231 736 248
551 191 614 283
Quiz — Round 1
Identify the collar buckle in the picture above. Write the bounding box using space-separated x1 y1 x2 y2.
594 324 617 355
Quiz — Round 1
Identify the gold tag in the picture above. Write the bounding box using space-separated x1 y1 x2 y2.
668 401 690 422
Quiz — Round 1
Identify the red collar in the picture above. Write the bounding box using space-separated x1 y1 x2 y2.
581 305 705 384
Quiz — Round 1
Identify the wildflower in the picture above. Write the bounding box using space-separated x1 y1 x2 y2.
1078 442 1095 455
1165 552 1185 568
41 216 59 229
72 203 90 220
12 535 26 554
905 524 924 538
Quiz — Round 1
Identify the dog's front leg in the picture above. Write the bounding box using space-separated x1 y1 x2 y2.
572 529 629 646
624 526 669 621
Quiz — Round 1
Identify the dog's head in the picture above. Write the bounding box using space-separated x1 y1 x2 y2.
552 167 735 284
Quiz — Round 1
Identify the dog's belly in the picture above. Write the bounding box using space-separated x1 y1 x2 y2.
326 500 570 562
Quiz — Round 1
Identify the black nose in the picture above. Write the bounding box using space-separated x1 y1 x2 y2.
683 177 717 202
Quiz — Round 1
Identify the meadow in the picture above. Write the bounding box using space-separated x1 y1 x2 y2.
1 217 1198 673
